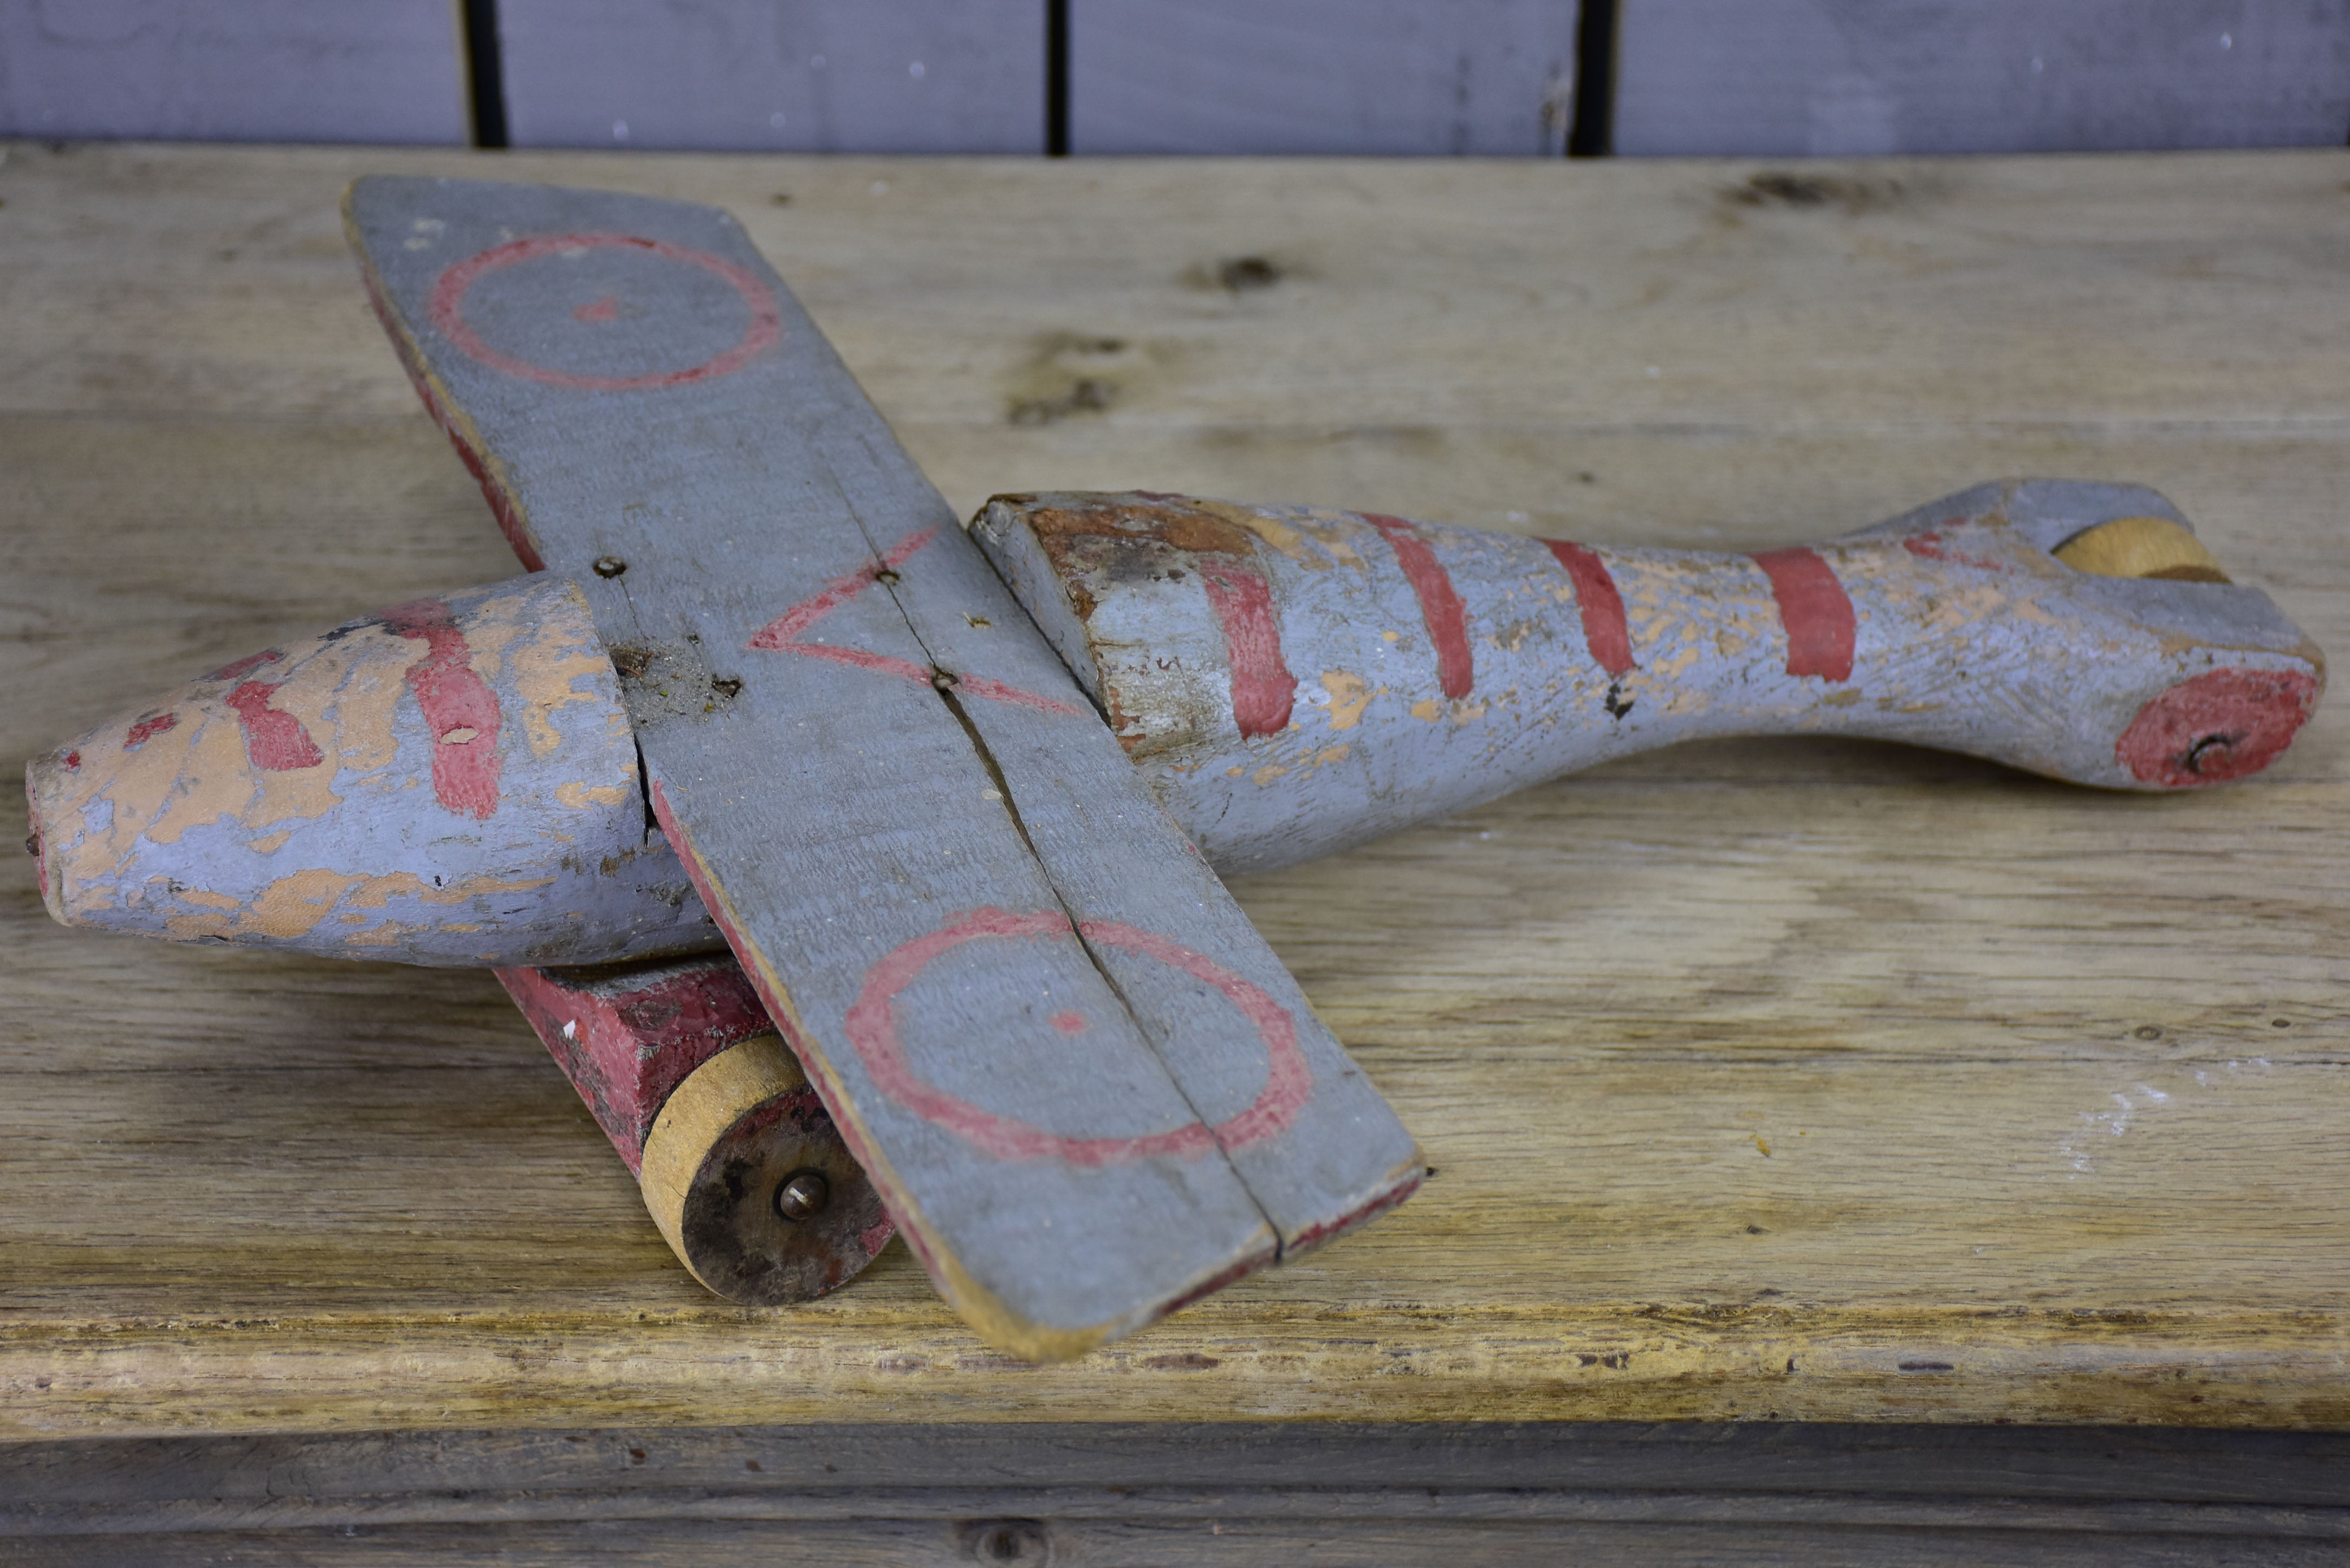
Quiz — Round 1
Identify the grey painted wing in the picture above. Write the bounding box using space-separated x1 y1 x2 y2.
343 177 1420 1359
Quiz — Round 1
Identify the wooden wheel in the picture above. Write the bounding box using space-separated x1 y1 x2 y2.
2054 515 2230 582
638 1035 894 1305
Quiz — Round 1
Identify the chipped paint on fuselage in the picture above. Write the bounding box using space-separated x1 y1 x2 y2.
30 483 2323 967
28 573 716 965
975 483 2324 875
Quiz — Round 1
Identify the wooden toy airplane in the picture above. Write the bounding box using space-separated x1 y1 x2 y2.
24 180 2325 1357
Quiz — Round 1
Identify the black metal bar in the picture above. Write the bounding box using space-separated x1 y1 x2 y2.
1567 0 1618 157
1046 0 1071 155
463 0 510 150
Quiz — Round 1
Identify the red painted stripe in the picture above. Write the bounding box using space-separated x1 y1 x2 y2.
2115 668 2318 788
1365 514 1473 698
748 527 1084 717
206 649 282 683
1284 1168 1424 1256
1540 540 1635 676
1750 548 1856 683
381 599 504 819
750 527 939 649
953 672 1089 716
426 232 782 394
497 957 772 1169
842 906 1309 1167
225 683 325 771
358 267 547 572
649 779 917 1243
1200 563 1296 737
122 712 178 750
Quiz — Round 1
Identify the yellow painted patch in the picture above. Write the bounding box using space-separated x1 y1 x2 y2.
557 781 631 809
161 911 236 940
247 869 368 939
1193 499 1323 569
156 865 562 950
1292 509 1370 570
456 586 530 680
320 621 423 778
37 692 254 919
1320 670 1371 731
1410 698 1445 722
511 581 613 757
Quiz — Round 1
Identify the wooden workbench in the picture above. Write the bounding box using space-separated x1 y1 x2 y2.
3 142 2346 1559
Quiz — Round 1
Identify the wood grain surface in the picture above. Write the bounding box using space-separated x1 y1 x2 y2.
7 1421 2349 1565
2 140 2346 1436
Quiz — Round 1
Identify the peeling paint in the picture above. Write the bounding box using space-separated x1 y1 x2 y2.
28 573 714 966
1320 670 1371 731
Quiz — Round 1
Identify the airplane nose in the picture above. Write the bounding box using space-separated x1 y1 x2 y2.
25 572 720 967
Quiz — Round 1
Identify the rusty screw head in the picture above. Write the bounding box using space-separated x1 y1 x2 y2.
774 1169 830 1223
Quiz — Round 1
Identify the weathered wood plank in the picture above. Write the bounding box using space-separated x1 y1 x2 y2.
1613 0 2350 157
0 2 468 146
1070 0 1576 154
2 142 2346 1434
10 1517 2350 1568
498 0 1046 153
4 1422 2350 1563
12 1421 2350 1509
342 176 1419 1358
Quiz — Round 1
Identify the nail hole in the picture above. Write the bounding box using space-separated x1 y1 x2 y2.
593 556 627 578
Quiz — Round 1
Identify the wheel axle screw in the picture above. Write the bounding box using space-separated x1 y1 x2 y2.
774 1170 829 1222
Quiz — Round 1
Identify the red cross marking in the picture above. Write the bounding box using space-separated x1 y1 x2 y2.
747 527 1084 716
